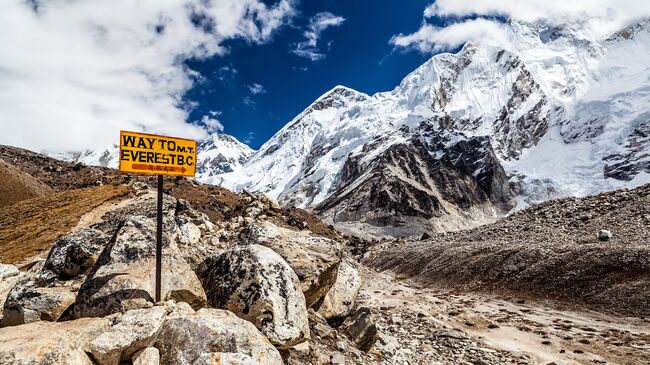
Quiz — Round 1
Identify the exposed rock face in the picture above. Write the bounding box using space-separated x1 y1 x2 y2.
42 228 109 279
1 285 76 326
239 222 342 308
155 308 283 365
0 317 109 364
89 306 168 365
339 307 378 352
199 245 310 348
74 216 207 318
318 260 361 319
316 124 519 238
604 121 650 180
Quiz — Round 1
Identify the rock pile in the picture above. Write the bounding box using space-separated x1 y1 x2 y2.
0 184 373 364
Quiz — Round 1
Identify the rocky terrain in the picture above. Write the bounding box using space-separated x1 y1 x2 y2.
0 145 374 364
1 145 649 364
368 184 650 317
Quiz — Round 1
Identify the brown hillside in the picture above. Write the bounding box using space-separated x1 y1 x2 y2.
0 184 131 265
0 159 53 208
0 145 341 254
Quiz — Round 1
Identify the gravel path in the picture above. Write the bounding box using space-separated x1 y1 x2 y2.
360 267 650 365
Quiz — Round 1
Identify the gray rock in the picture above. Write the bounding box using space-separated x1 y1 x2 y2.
239 222 342 308
318 260 361 319
598 229 612 241
174 213 226 270
1 285 76 326
89 306 167 365
155 308 283 365
339 307 378 352
43 228 109 279
0 264 21 322
132 347 159 365
432 328 468 340
75 216 207 318
0 264 19 282
0 317 109 364
199 245 310 348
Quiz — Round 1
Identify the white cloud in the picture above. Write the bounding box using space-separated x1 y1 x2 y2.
201 115 224 133
216 65 238 82
391 18 508 53
291 12 345 61
393 0 650 53
247 83 267 94
243 96 257 107
0 0 295 152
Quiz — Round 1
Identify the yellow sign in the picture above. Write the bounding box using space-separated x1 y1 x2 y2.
119 130 196 177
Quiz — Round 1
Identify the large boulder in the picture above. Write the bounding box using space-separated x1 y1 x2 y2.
0 264 22 321
317 260 361 319
132 347 160 365
155 308 283 365
239 222 342 308
89 306 168 365
0 317 109 364
42 228 109 280
74 216 207 318
199 245 310 348
1 285 76 326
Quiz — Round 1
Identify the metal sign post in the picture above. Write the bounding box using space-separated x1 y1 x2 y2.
118 130 197 304
156 174 163 302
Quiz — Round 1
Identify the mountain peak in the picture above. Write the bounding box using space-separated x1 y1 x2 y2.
195 133 255 178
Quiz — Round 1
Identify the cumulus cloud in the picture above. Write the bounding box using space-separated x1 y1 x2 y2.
201 115 224 133
392 0 650 53
391 18 508 53
0 0 295 152
247 83 267 94
291 12 345 61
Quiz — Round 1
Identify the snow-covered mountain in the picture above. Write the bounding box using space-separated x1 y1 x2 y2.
195 134 255 179
206 19 650 237
48 146 120 169
49 19 650 238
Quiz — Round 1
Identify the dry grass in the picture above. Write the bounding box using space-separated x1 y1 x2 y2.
0 160 53 208
0 184 131 265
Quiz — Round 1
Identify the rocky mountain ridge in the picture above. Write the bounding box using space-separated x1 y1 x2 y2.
207 19 650 237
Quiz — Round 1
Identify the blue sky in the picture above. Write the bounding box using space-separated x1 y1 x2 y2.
2 0 644 153
184 1 433 149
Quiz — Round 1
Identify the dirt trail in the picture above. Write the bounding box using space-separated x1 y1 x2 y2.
360 267 650 365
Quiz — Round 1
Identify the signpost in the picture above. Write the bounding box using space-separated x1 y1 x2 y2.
118 131 196 302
